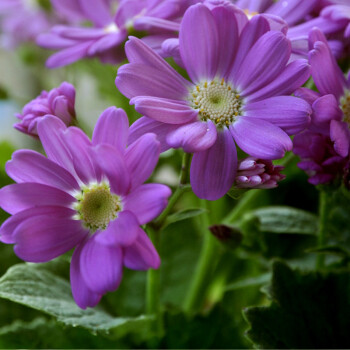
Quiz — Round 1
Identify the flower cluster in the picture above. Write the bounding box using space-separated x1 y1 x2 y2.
0 0 349 309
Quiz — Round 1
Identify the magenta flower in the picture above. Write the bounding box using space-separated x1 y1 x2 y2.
116 3 311 200
293 28 350 185
235 157 285 189
37 0 192 68
0 0 52 48
0 107 170 309
14 82 76 138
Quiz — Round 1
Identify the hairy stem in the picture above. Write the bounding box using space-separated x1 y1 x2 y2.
316 190 328 269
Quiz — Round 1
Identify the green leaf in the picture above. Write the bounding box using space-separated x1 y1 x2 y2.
225 273 271 292
306 245 350 257
163 208 206 229
244 261 350 349
0 263 153 335
246 206 318 234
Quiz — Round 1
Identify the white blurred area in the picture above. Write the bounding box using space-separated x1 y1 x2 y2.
0 49 112 148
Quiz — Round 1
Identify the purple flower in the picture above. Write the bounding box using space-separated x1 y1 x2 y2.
0 106 170 309
235 157 285 189
293 28 350 185
14 82 76 138
116 3 311 200
37 0 192 68
0 0 52 48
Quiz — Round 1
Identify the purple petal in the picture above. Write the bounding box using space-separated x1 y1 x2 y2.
80 235 123 294
266 0 318 26
130 96 197 125
37 115 75 175
92 107 129 151
62 127 98 184
133 16 180 32
13 207 87 263
124 184 171 225
230 15 270 81
309 39 345 100
124 228 160 270
46 41 93 69
79 0 112 26
125 133 160 189
128 116 177 152
0 183 74 215
70 241 102 309
312 94 342 125
247 59 310 102
330 120 350 157
92 144 130 196
244 96 311 135
294 87 320 105
236 31 291 95
211 5 239 78
116 63 189 100
124 37 191 89
190 129 237 200
230 117 292 159
6 150 79 192
166 121 217 153
96 210 139 246
179 4 219 83
87 31 126 55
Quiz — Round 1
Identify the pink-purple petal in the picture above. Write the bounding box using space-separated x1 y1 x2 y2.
236 31 291 95
92 107 129 151
123 228 160 270
6 150 79 192
0 183 75 215
190 130 237 200
128 116 177 152
70 241 102 309
179 4 219 83
330 120 350 157
244 96 311 135
125 133 160 189
230 117 292 159
96 210 139 247
130 96 197 125
166 121 217 153
80 235 123 294
92 144 130 196
13 207 87 263
123 184 171 225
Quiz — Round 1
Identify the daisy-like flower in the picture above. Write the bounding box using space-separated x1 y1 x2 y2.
0 107 171 308
116 3 311 200
37 0 194 68
0 0 52 49
14 82 76 138
293 28 350 185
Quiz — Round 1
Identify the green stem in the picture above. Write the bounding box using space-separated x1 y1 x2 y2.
146 227 161 315
152 152 191 230
316 190 328 269
184 200 219 313
145 152 192 316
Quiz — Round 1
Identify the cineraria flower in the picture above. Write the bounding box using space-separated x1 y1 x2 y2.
293 28 350 185
0 107 170 308
116 3 311 200
235 157 285 189
14 82 76 138
0 0 52 48
37 0 194 68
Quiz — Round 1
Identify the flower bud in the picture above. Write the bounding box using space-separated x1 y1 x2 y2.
235 157 285 189
14 82 76 137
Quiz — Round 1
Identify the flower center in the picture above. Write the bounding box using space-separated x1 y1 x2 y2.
341 90 350 127
243 9 259 20
104 22 119 33
190 79 243 127
73 182 121 232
